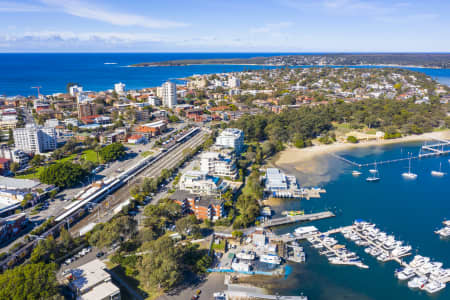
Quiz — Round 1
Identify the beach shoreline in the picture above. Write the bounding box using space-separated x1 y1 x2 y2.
273 131 450 176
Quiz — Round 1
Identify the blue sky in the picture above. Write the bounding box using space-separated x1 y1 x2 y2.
0 0 449 52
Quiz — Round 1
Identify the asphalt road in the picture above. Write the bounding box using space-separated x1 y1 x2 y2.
157 273 226 300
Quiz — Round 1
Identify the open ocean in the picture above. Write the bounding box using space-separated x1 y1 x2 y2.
0 53 449 96
275 142 450 300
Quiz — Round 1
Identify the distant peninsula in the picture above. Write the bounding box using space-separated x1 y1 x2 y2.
130 53 450 68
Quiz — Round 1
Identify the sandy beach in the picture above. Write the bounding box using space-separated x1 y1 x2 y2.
273 131 450 186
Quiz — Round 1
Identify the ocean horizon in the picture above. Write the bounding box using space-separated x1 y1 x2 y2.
0 53 449 97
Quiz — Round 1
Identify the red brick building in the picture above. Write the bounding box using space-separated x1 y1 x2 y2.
170 190 225 221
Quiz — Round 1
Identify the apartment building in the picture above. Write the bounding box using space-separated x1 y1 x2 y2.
161 81 177 108
13 125 57 154
179 171 224 196
114 82 126 94
69 85 83 97
170 190 225 221
78 102 97 119
215 128 244 154
200 151 237 179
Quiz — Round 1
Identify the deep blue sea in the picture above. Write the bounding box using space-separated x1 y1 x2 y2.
0 53 449 96
275 142 450 300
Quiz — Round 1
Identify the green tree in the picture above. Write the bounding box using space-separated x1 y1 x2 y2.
99 143 126 163
7 128 14 145
10 162 20 173
139 237 183 290
347 136 358 143
0 262 58 300
39 161 88 188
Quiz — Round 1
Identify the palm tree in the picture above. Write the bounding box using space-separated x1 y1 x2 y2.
94 145 102 163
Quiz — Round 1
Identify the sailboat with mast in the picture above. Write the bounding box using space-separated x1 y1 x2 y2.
402 156 418 179
431 162 445 177
366 162 380 182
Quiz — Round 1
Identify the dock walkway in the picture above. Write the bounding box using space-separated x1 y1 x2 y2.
261 211 335 229
330 137 450 168
226 291 307 300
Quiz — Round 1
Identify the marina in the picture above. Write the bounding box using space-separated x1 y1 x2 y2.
266 218 449 295
340 220 450 294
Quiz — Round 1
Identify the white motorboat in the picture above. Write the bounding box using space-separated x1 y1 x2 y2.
409 255 430 268
435 227 450 238
396 267 416 281
408 276 428 289
422 280 446 294
377 252 391 262
430 268 450 282
418 262 443 274
402 157 417 179
352 170 362 176
391 245 412 257
260 254 282 265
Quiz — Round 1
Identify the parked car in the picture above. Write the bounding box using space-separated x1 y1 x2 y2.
96 251 105 258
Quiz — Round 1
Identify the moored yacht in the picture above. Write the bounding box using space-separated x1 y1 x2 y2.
402 157 418 179
396 267 416 281
408 276 428 289
431 162 445 177
422 280 446 294
366 163 381 182
391 245 412 257
435 227 450 238
409 255 430 268
260 254 282 265
352 170 362 176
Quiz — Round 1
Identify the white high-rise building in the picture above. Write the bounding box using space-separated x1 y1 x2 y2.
161 81 177 108
228 77 240 88
215 128 244 154
69 85 83 97
13 125 57 154
200 152 237 178
114 82 126 94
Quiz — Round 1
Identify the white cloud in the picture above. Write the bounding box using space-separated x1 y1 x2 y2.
3 31 167 43
250 22 293 34
0 1 43 12
376 13 439 24
40 0 188 29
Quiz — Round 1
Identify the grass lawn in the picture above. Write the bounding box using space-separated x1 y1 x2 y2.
81 149 100 163
140 151 153 158
15 150 99 179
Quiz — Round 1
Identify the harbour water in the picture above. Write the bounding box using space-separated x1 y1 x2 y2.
0 53 449 96
273 142 450 300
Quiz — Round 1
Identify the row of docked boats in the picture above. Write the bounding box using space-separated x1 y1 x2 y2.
345 220 448 294
435 220 450 238
342 221 412 263
396 255 450 293
307 235 368 269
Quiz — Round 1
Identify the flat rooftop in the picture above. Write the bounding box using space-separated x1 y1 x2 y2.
69 259 111 293
0 176 40 190
79 281 120 300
